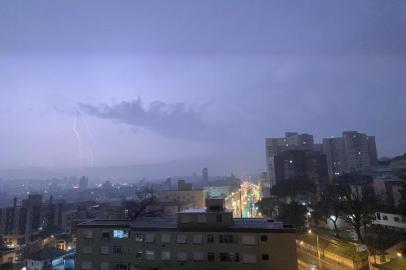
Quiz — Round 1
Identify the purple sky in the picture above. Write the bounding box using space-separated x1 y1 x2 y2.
0 0 405 178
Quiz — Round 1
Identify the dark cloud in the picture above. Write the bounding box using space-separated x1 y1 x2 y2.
79 99 214 140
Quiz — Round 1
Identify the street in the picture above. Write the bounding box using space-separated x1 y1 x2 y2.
298 249 352 270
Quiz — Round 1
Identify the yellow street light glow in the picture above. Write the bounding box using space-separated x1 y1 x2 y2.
397 252 402 257
308 229 312 234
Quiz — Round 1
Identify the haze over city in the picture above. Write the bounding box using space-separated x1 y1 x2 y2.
1 0 405 179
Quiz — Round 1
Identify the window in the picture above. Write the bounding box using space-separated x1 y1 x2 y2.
262 254 269 260
376 213 381 220
394 216 400 222
145 250 155 261
135 233 144 242
207 235 214 243
100 262 109 270
100 246 109 255
177 234 186 244
180 215 191 223
220 253 231 261
83 246 92 254
208 252 215 261
145 233 155 243
81 261 92 270
197 214 207 223
161 234 170 243
242 254 257 264
219 235 236 244
216 214 223 223
260 235 268 241
135 251 143 260
193 252 204 261
83 230 93 239
112 263 127 270
113 246 126 254
177 252 187 261
241 235 256 245
113 230 129 239
161 251 171 261
102 232 110 239
193 234 203 244
219 252 239 262
383 215 388 221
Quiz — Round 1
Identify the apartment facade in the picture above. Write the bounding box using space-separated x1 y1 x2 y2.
156 180 206 211
76 199 298 270
265 132 316 187
273 150 329 191
322 131 378 179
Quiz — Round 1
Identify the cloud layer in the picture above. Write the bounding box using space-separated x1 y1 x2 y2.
79 99 213 140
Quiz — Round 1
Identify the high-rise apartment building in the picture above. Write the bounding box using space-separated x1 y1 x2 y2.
76 198 298 270
322 131 378 178
273 150 329 190
265 132 316 187
79 176 89 190
202 168 209 183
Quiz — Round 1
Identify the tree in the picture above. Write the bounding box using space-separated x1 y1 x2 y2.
121 187 163 220
271 177 316 202
278 202 308 230
313 184 347 238
339 176 377 243
398 175 406 215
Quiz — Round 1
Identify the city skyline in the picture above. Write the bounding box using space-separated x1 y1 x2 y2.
1 0 406 178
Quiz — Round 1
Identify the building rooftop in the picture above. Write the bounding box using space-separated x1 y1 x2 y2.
77 217 294 232
26 246 66 261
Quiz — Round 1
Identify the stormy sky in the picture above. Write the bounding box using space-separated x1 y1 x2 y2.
0 0 405 178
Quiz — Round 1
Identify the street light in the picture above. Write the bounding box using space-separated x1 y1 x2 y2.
308 229 321 269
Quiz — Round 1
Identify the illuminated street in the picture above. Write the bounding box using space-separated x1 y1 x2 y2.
225 181 261 218
298 249 352 270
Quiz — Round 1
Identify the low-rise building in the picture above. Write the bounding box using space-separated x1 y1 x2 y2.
156 180 206 210
374 212 406 232
76 198 298 270
0 248 16 266
25 246 67 270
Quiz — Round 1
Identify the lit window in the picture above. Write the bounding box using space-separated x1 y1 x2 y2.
113 230 128 239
